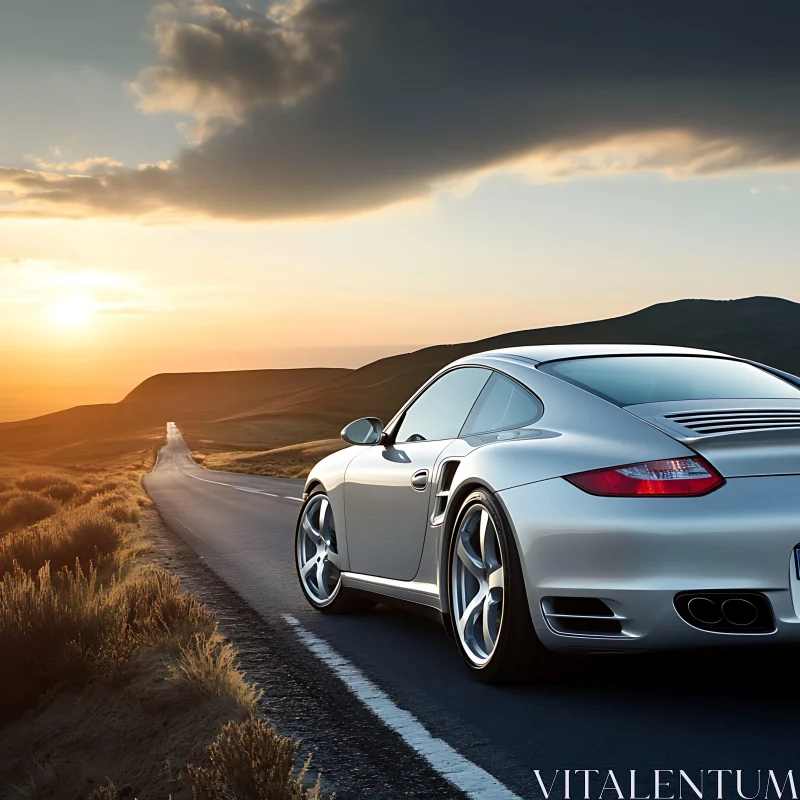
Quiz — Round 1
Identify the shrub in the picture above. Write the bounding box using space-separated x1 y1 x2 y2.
97 493 123 508
15 473 71 491
41 480 81 502
187 719 320 800
113 567 215 642
77 483 119 505
97 496 140 524
171 632 261 713
0 505 123 577
0 563 131 717
63 507 122 564
0 492 58 534
0 564 215 720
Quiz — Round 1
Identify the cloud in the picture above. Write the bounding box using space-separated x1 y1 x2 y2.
132 0 347 130
24 155 124 175
4 0 800 221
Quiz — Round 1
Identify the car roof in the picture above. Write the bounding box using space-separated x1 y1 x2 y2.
473 343 731 364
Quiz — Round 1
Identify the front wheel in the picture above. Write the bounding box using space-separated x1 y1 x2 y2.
447 490 554 683
295 489 371 614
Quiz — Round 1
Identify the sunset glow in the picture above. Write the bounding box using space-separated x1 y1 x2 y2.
0 2 799 423
47 290 95 327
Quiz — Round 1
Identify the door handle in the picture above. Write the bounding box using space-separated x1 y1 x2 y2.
411 469 429 491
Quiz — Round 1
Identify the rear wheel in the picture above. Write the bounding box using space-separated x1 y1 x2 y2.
447 490 553 682
295 488 370 613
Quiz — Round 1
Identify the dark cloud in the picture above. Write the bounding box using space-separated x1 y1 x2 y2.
133 1 348 122
6 0 800 220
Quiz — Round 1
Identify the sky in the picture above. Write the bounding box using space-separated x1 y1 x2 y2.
1 0 799 420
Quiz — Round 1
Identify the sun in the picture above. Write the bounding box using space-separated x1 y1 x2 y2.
48 290 96 327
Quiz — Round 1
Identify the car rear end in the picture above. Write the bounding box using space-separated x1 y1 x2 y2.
500 353 800 653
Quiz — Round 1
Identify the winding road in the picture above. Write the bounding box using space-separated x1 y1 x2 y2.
145 423 800 800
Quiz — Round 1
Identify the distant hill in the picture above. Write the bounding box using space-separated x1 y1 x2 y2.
1 296 798 462
0 368 349 461
222 296 800 425
121 367 351 421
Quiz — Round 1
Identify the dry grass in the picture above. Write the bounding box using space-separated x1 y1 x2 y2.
0 562 126 716
0 503 125 577
0 492 59 534
188 718 321 800
0 644 255 800
41 481 82 502
197 438 347 479
78 481 118 501
181 416 340 458
88 785 121 799
15 472 75 492
0 469 128 538
112 566 215 641
0 458 254 721
0 559 226 721
0 451 319 800
172 632 263 713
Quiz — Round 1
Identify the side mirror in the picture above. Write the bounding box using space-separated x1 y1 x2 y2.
341 417 384 445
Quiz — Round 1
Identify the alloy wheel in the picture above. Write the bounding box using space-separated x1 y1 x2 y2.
297 494 342 605
451 504 505 666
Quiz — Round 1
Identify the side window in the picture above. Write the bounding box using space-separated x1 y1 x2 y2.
395 368 491 443
461 372 542 436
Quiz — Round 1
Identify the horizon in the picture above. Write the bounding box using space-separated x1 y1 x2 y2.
1 293 794 424
3 2 799 421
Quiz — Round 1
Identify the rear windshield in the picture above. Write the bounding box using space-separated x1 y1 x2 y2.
538 356 800 406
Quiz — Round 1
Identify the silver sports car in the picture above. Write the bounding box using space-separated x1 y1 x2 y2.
295 344 800 682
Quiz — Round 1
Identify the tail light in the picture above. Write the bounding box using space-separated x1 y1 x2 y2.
565 456 724 497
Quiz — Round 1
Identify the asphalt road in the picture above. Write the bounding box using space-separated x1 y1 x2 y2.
145 424 800 800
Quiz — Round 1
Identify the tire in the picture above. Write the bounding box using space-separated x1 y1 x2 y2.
295 488 371 614
447 489 554 683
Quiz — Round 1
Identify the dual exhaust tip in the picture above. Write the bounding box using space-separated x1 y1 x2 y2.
687 596 758 627
674 591 774 634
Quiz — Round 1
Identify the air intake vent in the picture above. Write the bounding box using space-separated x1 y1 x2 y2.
541 596 624 637
664 409 800 435
431 460 461 525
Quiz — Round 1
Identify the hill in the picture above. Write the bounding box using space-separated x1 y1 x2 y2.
181 296 800 467
121 367 350 421
0 368 349 462
213 296 800 425
2 296 799 465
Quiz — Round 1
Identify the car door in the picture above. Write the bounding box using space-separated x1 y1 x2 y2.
344 367 491 580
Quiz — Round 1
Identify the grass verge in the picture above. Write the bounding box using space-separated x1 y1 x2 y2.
193 438 347 479
0 452 322 799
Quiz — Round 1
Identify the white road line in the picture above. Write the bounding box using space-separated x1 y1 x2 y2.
235 486 279 497
164 423 299 502
185 472 279 498
175 518 196 536
186 473 240 489
282 614 522 800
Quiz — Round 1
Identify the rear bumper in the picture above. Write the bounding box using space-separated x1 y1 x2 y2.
496 475 800 653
